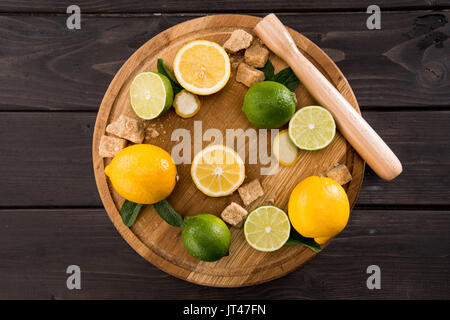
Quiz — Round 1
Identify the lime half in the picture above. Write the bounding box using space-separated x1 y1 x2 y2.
130 72 173 120
244 206 291 252
288 106 336 150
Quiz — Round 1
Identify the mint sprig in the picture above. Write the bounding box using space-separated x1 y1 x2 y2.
157 58 183 95
271 67 300 92
258 60 274 80
120 200 144 227
120 199 184 228
259 60 300 92
284 228 322 252
153 199 183 227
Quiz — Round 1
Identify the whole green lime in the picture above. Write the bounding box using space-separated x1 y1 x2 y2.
242 81 297 128
182 214 231 262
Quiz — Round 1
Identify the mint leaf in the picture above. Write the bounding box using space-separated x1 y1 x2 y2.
157 58 183 95
258 60 274 80
284 228 322 252
153 199 183 227
121 200 144 227
271 67 300 92
258 61 300 92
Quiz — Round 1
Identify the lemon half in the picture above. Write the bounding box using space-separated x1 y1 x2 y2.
173 40 231 95
191 145 245 197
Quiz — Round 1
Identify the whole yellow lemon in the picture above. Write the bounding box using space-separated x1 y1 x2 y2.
104 144 177 204
288 176 350 245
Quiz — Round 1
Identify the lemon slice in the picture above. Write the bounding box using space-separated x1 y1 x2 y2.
173 40 231 95
244 206 291 252
191 145 245 197
273 129 299 166
288 106 336 150
130 72 173 120
173 89 201 118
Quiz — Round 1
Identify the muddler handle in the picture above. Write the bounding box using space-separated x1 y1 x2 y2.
254 13 402 181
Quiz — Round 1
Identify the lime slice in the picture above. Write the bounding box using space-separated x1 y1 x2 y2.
273 129 299 166
244 206 291 252
288 106 336 150
130 72 173 120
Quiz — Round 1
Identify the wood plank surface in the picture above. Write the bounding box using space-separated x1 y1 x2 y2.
0 4 448 298
0 208 448 299
0 112 101 207
0 12 449 111
1 111 448 207
0 1 447 13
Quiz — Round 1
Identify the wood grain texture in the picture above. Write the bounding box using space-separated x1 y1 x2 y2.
0 0 446 13
0 12 449 111
1 110 448 207
0 112 101 207
92 14 364 287
0 6 447 297
0 208 448 299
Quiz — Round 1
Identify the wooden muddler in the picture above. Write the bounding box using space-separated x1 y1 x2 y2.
254 14 402 181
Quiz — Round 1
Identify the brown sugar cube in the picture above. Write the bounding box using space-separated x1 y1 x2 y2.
244 43 269 68
326 164 353 185
223 29 253 53
221 202 248 228
238 179 264 206
236 63 265 88
98 135 127 158
106 115 145 144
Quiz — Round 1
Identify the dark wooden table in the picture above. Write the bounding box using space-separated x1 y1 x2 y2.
0 1 449 299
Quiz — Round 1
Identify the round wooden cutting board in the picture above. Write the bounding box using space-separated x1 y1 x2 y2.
93 14 364 287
